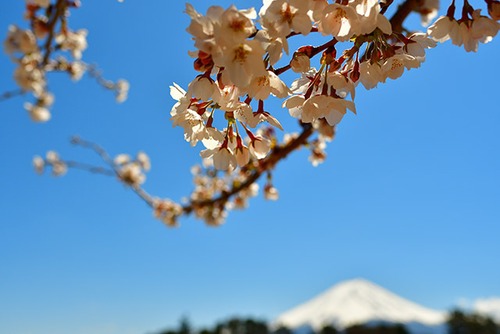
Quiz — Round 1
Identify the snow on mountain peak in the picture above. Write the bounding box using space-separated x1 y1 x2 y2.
274 278 446 331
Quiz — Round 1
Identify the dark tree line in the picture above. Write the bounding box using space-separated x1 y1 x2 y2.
447 309 500 334
155 309 500 334
155 317 408 334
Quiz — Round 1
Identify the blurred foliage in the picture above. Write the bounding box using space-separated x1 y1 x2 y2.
156 309 500 334
447 309 500 334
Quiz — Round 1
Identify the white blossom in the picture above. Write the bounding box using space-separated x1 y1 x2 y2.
255 30 289 65
290 52 311 73
327 71 356 99
45 151 67 176
55 29 88 60
215 5 257 45
246 71 290 100
381 54 420 80
352 0 392 35
264 183 279 200
317 4 359 41
403 33 437 61
115 79 129 103
69 61 86 81
14 64 45 95
428 16 462 44
234 145 250 167
4 25 38 55
213 147 237 170
136 152 151 171
153 199 183 227
249 136 271 159
32 155 45 174
260 0 313 38
213 40 266 88
171 108 207 146
114 154 131 165
286 95 355 126
24 102 51 122
185 3 222 56
359 61 384 90
119 163 145 186
188 76 218 101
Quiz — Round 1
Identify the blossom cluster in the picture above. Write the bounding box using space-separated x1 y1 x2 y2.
22 0 500 228
33 150 67 176
186 165 261 226
171 0 447 175
114 152 151 186
427 0 500 52
4 0 128 122
162 0 499 225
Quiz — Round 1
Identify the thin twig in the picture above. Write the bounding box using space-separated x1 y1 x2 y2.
71 136 115 167
274 38 338 76
65 161 115 176
0 89 25 102
86 64 116 89
70 136 157 208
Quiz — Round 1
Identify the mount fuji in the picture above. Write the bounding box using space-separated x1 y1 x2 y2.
273 279 447 334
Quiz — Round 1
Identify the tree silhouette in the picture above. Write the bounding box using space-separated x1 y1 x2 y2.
447 309 500 334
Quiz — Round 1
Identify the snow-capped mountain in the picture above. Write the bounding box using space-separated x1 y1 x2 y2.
274 279 447 334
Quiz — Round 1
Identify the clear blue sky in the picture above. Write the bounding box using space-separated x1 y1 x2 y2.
1 1 500 334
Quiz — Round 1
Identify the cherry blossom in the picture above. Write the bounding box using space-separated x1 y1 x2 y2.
7 0 499 227
55 29 88 60
213 39 267 88
188 76 219 101
246 71 290 100
264 183 279 200
249 136 272 159
317 3 359 41
428 16 462 43
24 102 51 122
290 52 311 73
32 155 45 174
358 60 384 90
259 0 313 38
4 25 38 55
381 54 420 80
403 33 437 61
353 0 392 36
214 5 257 45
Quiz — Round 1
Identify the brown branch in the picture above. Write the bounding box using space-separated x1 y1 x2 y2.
0 89 25 102
183 123 315 213
274 38 338 76
42 0 67 66
179 0 421 217
390 0 422 33
49 0 426 226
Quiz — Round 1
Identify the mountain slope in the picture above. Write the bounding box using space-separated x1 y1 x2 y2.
274 279 446 332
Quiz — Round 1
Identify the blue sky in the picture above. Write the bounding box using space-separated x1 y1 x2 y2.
1 1 500 334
